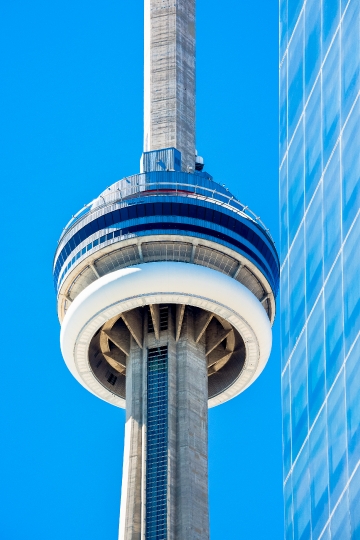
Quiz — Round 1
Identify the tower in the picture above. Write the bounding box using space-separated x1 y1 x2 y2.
279 0 360 538
54 0 279 538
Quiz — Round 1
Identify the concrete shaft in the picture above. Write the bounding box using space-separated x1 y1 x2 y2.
175 307 209 538
119 342 144 539
144 0 196 171
119 306 209 539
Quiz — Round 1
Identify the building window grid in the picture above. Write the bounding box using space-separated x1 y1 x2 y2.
283 223 360 537
281 247 360 526
280 0 354 175
284 331 359 483
281 0 359 537
281 102 359 375
281 211 359 378
280 93 359 275
146 346 168 540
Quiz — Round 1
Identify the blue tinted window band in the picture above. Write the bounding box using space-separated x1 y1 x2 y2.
55 222 278 294
55 199 277 267
58 170 269 242
146 346 168 540
54 202 279 283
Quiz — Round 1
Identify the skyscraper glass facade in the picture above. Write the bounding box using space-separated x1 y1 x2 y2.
279 1 360 538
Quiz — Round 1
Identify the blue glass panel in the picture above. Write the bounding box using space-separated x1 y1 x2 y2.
104 212 115 226
289 225 306 351
341 0 349 13
307 295 326 425
288 120 305 245
288 0 304 40
342 99 360 238
322 34 340 166
281 260 291 367
322 0 340 56
97 214 106 229
341 0 360 121
346 337 360 473
288 13 304 140
280 159 288 264
349 465 360 539
323 146 341 277
305 0 321 97
280 0 288 60
284 474 294 540
290 333 308 461
325 258 344 389
305 186 323 311
330 491 351 540
282 366 292 477
327 372 348 511
343 214 360 354
280 56 288 161
292 442 311 540
309 409 330 538
305 78 322 203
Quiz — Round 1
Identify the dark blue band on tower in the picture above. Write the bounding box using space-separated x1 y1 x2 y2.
53 199 279 293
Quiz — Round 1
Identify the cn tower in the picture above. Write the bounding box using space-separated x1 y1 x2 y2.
53 1 279 538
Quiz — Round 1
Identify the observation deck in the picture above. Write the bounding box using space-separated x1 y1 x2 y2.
54 170 278 320
55 167 279 409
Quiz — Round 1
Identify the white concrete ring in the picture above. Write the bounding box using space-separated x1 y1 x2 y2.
60 262 272 408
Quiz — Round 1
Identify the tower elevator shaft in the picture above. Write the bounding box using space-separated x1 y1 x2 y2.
119 306 209 539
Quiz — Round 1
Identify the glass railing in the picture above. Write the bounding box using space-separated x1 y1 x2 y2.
58 179 275 247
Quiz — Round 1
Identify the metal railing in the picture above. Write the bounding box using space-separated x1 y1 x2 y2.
59 181 275 246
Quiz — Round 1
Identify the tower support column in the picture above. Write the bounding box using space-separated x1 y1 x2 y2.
119 339 144 540
119 306 209 539
175 306 209 539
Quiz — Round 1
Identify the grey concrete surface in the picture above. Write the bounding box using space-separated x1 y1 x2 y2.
119 306 209 539
144 0 196 171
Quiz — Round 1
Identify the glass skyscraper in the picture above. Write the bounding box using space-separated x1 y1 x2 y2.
279 0 360 538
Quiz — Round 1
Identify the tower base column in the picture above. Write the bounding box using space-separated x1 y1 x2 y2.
175 307 209 539
119 340 143 540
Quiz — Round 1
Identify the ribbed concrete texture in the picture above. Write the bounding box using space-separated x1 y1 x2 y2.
118 306 209 539
144 0 196 171
175 307 209 539
118 341 143 540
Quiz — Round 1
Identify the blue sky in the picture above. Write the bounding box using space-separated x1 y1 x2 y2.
0 0 283 538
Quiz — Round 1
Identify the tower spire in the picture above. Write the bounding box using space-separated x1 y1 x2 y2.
144 0 196 172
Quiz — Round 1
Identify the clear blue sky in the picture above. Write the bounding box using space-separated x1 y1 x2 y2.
1 0 283 538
